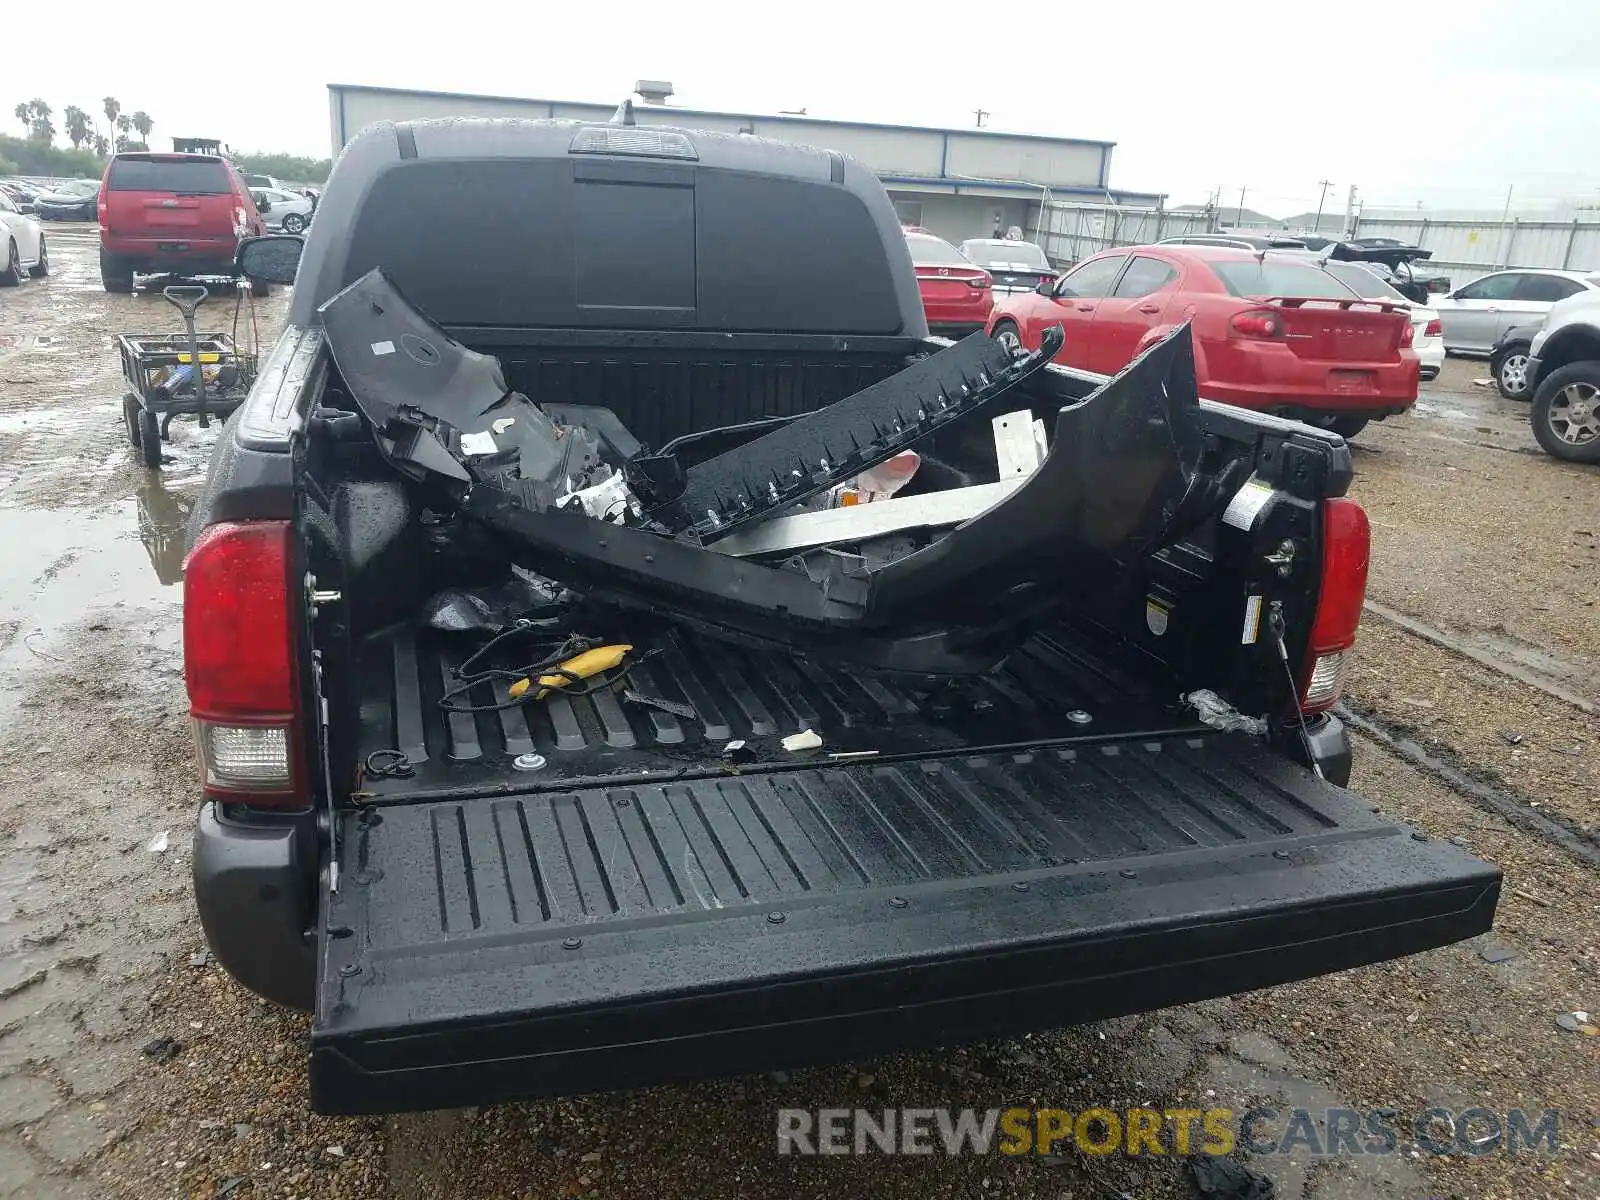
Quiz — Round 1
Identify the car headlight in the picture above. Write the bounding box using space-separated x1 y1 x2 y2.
1530 329 1548 356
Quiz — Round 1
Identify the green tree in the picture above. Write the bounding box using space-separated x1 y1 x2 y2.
102 96 120 131
91 133 110 156
28 99 54 144
131 111 153 141
64 105 90 150
13 102 29 136
231 151 334 185
114 113 131 152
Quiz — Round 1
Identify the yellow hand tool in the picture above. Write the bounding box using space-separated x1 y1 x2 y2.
508 644 632 701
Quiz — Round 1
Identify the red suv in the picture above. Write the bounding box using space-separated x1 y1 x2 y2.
905 231 993 337
988 244 1418 436
98 153 265 292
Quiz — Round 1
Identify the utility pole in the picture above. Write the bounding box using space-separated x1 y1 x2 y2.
1313 179 1334 232
1236 185 1247 226
1497 184 1515 268
974 108 989 128
1343 184 1359 238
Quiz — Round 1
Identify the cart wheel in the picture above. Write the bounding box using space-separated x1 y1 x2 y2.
139 410 163 469
122 395 143 446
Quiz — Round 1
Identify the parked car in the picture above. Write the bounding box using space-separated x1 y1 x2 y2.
958 238 1054 295
253 186 315 233
0 190 49 285
1489 322 1540 400
0 182 38 213
243 173 290 191
1159 233 1308 251
1525 290 1600 461
989 244 1418 436
1431 268 1600 355
1317 259 1444 380
904 230 993 336
32 179 100 221
191 117 1495 1115
1326 243 1448 305
98 152 267 292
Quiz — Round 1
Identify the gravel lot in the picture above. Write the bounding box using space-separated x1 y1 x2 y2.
0 231 1595 1199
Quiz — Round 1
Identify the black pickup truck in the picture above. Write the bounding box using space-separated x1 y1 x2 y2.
186 118 1499 1116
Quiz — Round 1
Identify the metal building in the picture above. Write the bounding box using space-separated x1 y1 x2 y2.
326 83 1165 246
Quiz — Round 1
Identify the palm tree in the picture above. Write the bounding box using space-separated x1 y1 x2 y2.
114 113 132 151
91 133 110 156
64 105 91 150
131 111 153 141
13 102 30 135
102 96 120 130
28 99 54 143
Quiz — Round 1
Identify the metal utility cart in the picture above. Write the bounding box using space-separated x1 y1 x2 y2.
118 285 256 469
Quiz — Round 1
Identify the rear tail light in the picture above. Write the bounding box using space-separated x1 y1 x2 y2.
1300 498 1370 712
1424 318 1442 337
1229 309 1284 339
1400 322 1415 348
183 521 305 806
968 274 992 291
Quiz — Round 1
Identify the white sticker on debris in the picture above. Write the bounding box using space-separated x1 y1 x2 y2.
370 340 396 357
1222 478 1275 531
459 431 499 456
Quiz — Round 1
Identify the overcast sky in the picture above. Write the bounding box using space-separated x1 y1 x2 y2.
12 0 1600 214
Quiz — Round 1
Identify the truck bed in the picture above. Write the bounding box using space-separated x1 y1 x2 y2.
312 621 1500 1114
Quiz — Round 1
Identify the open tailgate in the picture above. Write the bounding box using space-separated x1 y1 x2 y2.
311 736 1498 1114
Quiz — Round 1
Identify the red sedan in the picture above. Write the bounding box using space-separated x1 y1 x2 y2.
987 244 1419 436
905 232 993 337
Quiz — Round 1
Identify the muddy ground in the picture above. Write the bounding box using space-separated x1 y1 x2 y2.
0 230 1595 1199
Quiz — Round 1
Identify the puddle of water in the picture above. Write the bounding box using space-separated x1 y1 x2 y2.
0 476 196 681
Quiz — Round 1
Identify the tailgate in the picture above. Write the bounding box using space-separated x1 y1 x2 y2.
1273 298 1407 362
311 737 1499 1114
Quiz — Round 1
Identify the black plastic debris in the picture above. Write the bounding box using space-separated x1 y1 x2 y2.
141 1036 183 1062
421 570 571 634
1186 1156 1276 1199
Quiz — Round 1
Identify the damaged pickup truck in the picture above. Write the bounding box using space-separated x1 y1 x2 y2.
188 117 1499 1116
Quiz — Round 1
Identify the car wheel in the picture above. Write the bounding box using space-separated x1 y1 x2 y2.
100 249 134 293
281 212 306 234
139 410 163 468
1529 362 1600 463
27 236 47 278
0 241 20 287
123 395 144 445
1493 344 1532 400
1323 416 1369 439
992 320 1025 358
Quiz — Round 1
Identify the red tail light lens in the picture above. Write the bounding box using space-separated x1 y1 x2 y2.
1400 322 1415 348
1229 309 1283 339
184 521 304 804
1300 498 1370 712
1424 318 1442 337
968 274 992 291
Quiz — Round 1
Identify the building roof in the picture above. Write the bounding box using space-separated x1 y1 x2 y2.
327 82 1117 150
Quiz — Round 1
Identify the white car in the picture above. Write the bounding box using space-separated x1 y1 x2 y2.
0 190 48 285
253 187 315 234
1429 268 1600 355
1322 260 1444 380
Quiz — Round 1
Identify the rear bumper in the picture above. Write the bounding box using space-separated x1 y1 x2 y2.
193 803 317 1011
928 320 990 338
101 233 240 273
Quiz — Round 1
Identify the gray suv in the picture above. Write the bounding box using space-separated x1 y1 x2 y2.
1526 290 1600 462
